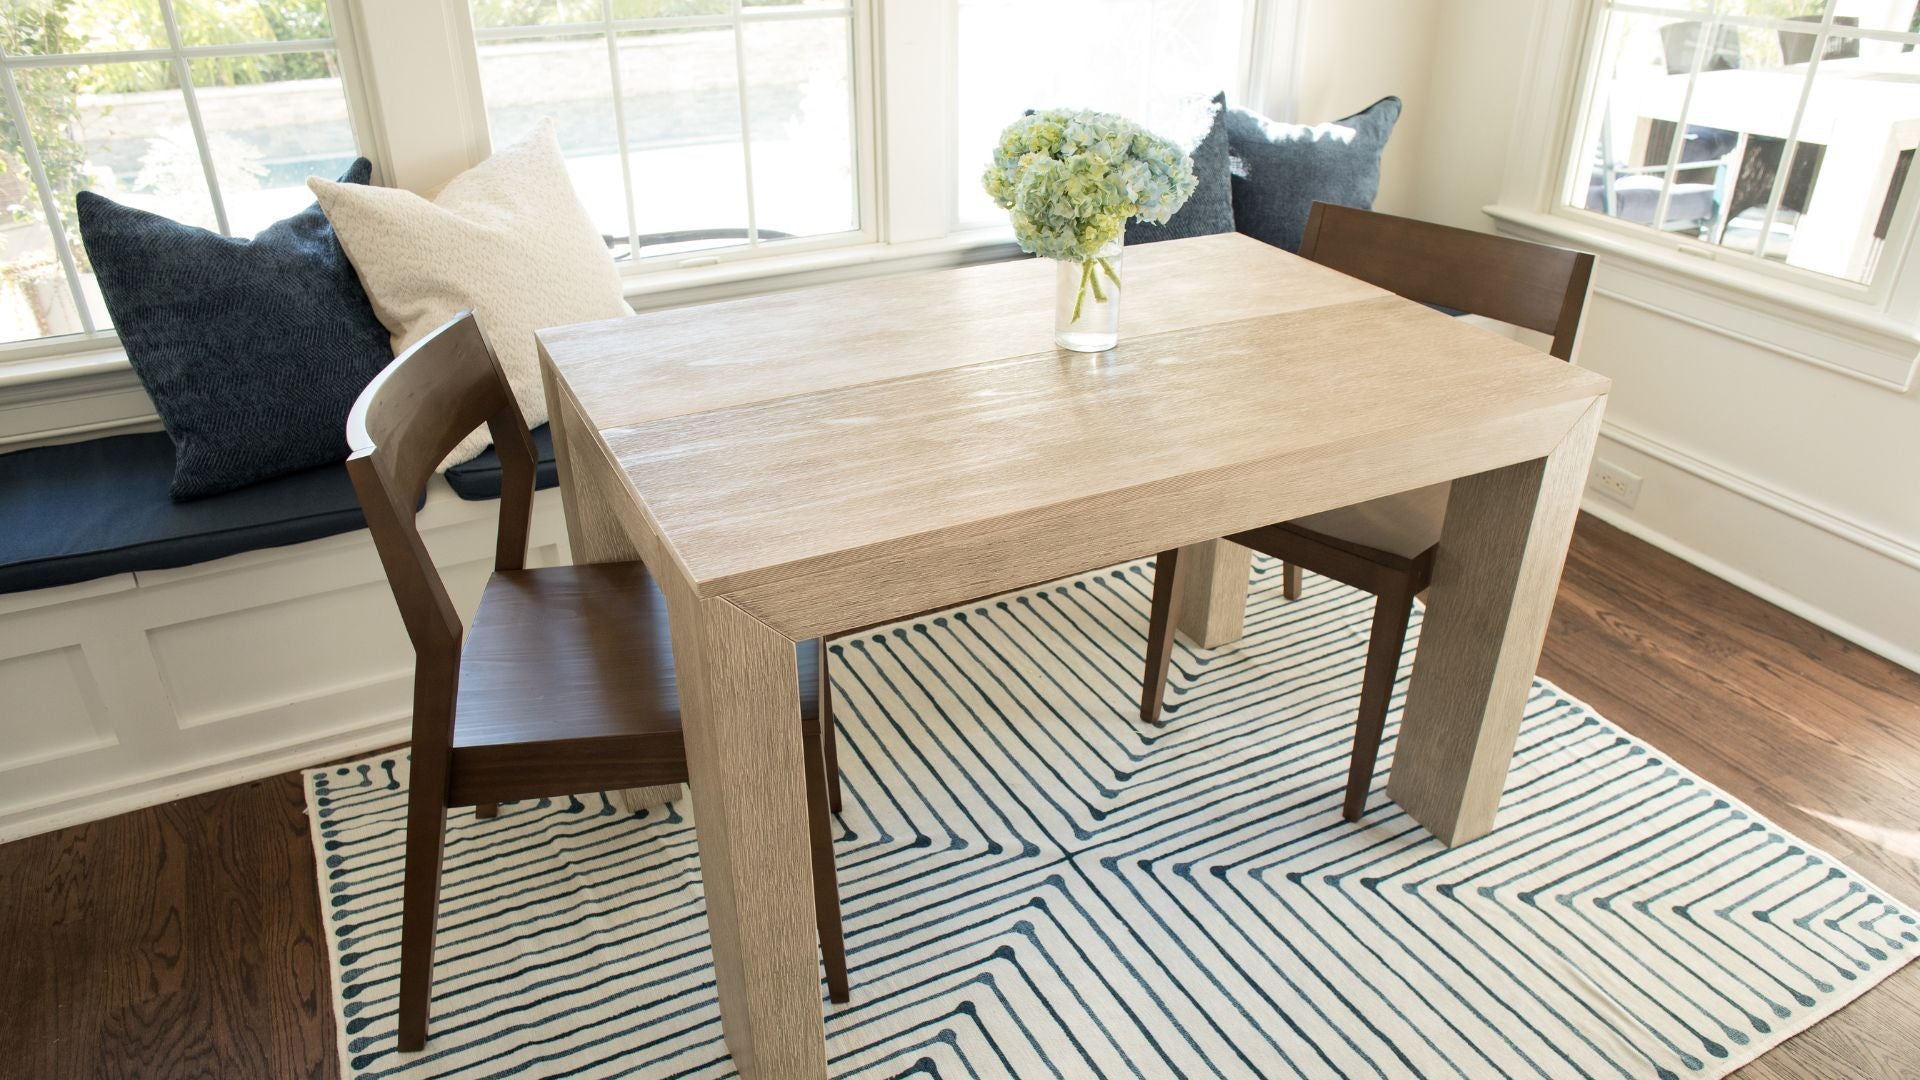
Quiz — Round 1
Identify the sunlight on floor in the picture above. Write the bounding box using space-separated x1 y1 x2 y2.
1799 804 1920 862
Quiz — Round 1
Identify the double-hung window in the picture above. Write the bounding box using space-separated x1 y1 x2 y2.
1 0 360 346
951 0 1259 227
1564 0 1920 292
3 0 1277 361
467 0 866 265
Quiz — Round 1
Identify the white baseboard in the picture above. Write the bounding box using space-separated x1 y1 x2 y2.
1574 418 1920 672
0 715 411 844
1580 499 1920 673
1600 420 1920 574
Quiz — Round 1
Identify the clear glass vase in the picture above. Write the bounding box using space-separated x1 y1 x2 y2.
1055 237 1123 352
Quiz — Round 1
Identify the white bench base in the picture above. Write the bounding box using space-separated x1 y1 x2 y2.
0 481 570 842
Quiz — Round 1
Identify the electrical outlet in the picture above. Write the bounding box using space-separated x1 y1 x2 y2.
1588 458 1643 508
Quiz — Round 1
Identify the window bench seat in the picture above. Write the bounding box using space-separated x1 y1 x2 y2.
0 427 570 842
0 427 558 593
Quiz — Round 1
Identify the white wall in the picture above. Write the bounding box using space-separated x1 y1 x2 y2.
1290 0 1920 670
1278 0 1440 216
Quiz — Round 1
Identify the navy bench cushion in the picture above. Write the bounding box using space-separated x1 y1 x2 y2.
0 432 372 595
442 424 559 501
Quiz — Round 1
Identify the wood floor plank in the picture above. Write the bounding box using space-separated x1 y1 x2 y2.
0 775 336 1080
1539 516 1920 1079
0 513 1913 1077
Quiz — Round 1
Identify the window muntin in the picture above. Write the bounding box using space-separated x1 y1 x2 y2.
1567 0 1920 286
953 0 1253 228
1 0 357 346
470 0 862 265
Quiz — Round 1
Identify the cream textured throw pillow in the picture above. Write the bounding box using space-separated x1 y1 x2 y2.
310 121 630 467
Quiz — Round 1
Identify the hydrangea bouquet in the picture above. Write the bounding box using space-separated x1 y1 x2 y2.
984 109 1196 348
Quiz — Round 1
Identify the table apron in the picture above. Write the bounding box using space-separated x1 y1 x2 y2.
718 394 1602 641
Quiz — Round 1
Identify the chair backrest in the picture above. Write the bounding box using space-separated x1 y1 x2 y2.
1298 202 1596 361
346 311 538 658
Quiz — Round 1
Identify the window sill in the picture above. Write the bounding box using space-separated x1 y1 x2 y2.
1484 205 1920 392
0 346 142 398
618 227 1023 311
0 228 1028 402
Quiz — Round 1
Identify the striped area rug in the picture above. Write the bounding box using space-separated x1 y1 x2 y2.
308 555 1914 1079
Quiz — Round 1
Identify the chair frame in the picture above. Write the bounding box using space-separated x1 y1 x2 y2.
1141 204 1594 821
347 312 847 1051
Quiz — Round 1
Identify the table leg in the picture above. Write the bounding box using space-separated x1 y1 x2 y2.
1388 399 1605 846
1175 539 1254 648
543 364 682 811
663 587 827 1079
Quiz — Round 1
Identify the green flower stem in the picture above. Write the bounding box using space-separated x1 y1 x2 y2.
1068 255 1123 324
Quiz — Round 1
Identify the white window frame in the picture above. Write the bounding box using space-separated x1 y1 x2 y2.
2 0 1285 376
1557 2 1920 303
463 2 878 270
1488 0 1920 392
0 0 374 357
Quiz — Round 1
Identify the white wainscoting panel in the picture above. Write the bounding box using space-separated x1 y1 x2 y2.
0 481 571 842
0 645 115 769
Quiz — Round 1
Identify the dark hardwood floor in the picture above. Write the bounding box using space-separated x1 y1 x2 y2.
2 514 1915 1079
1540 518 1920 1079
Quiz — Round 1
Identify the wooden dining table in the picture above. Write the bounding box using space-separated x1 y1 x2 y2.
536 231 1610 1077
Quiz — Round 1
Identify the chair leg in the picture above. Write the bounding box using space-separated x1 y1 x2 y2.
1139 548 1186 723
397 753 451 1051
803 725 851 1004
819 638 842 814
1283 561 1302 601
475 803 498 819
1344 584 1416 822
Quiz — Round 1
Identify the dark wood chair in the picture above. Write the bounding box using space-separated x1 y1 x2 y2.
346 311 849 1053
1139 203 1595 821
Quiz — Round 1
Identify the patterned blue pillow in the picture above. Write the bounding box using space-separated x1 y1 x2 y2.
1227 97 1402 253
77 160 392 500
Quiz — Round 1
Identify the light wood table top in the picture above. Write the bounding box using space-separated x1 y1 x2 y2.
545 233 1608 631
539 231 1610 1078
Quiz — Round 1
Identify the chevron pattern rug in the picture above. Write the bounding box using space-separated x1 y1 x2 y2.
308 555 1914 1079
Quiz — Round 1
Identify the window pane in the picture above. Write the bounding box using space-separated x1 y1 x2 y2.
191 51 357 237
617 28 750 256
33 62 219 230
612 0 730 14
741 15 855 239
1572 10 1738 240
475 33 632 255
470 1 600 29
1827 0 1919 33
955 0 1248 226
1 97 82 343
470 1 863 264
1761 35 1920 280
1573 2 1920 283
3 4 357 347
172 0 333 46
3 0 168 55
12 60 219 334
1719 0 1826 18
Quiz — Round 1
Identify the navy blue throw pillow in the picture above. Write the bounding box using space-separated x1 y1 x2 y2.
78 160 393 500
1226 96 1402 253
1126 92 1234 245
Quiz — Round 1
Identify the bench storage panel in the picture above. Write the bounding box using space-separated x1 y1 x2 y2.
0 480 570 842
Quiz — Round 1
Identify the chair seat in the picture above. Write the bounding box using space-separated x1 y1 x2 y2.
450 562 819 801
1290 481 1450 561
